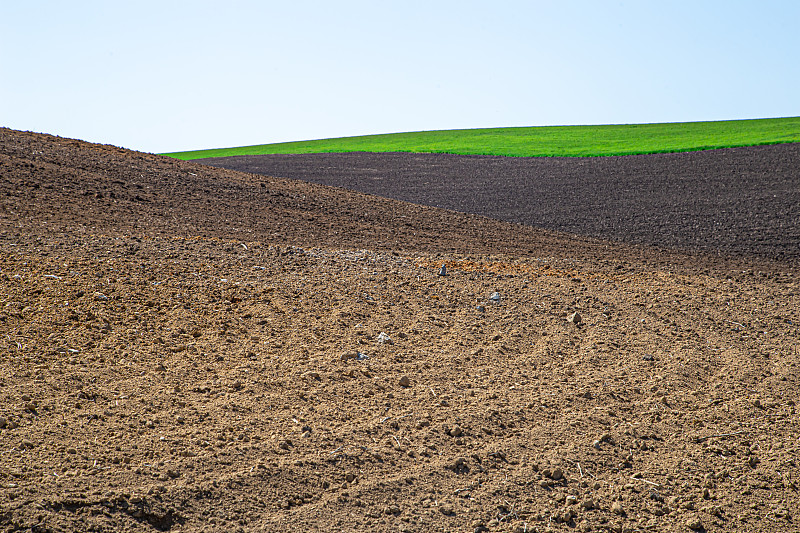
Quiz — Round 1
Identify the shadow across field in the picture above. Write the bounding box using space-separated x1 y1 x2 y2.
197 143 800 263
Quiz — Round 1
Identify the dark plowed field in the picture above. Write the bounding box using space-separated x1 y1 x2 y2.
196 144 800 263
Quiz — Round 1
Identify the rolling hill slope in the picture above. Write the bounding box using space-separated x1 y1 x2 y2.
1 127 798 533
165 117 800 159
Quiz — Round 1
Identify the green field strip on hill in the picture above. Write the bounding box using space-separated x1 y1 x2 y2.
164 116 800 160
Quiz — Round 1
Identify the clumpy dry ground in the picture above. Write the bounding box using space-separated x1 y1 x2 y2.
1 129 798 532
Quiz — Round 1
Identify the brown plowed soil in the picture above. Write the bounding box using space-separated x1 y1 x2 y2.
1 127 798 533
195 145 800 263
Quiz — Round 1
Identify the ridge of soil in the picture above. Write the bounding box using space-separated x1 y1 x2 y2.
195 144 800 264
1 127 798 532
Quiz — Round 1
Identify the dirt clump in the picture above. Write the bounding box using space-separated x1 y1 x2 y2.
1 128 798 532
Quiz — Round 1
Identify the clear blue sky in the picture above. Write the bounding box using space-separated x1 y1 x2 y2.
2 0 798 153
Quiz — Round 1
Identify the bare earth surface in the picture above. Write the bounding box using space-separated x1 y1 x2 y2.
196 145 800 263
1 127 799 533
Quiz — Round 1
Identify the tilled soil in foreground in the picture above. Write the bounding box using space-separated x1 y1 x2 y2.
196 144 800 263
1 128 798 533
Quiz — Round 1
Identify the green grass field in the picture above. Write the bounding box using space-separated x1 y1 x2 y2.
164 116 800 160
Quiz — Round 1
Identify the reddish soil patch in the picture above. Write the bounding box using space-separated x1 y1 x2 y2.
196 145 800 263
1 128 798 532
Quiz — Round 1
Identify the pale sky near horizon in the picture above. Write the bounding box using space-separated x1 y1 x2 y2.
2 1 798 153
